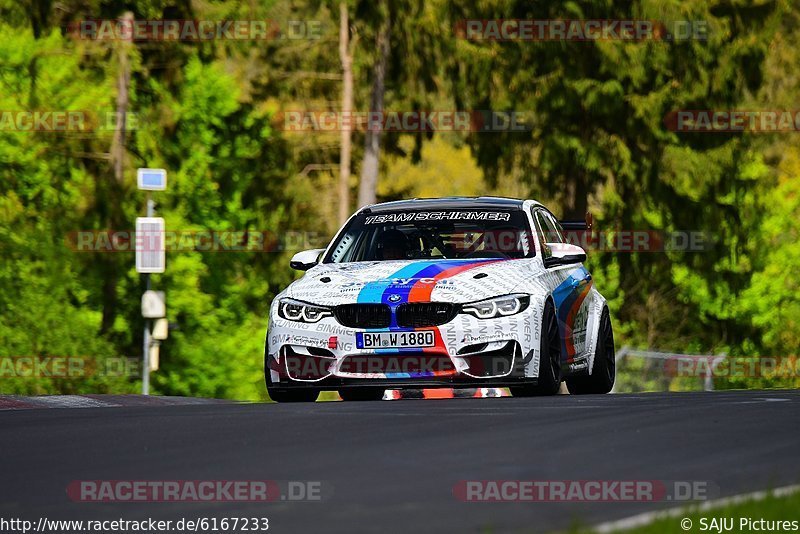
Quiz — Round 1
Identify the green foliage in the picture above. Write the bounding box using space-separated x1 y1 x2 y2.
1 0 798 399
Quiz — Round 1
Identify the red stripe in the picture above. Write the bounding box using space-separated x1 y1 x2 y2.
408 261 502 303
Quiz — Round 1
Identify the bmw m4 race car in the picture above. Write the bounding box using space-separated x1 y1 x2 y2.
265 197 615 402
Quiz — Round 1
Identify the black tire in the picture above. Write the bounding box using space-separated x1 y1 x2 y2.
338 388 385 401
566 307 615 394
510 299 561 397
264 356 320 402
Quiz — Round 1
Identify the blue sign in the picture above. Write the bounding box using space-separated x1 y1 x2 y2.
137 168 167 191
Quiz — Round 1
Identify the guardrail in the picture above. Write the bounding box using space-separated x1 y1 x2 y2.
613 346 727 392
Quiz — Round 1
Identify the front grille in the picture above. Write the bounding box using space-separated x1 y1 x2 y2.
334 304 391 328
396 303 458 327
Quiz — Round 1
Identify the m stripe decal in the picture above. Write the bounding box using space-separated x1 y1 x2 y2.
407 260 502 303
552 267 592 362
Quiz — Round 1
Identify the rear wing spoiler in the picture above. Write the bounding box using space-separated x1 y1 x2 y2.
559 212 593 232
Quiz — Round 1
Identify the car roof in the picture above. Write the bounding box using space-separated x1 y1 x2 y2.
362 196 537 213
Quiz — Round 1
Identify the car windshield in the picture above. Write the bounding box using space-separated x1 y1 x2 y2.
324 209 534 263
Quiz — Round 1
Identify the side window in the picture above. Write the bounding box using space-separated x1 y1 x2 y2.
535 210 561 244
530 209 551 259
544 212 565 243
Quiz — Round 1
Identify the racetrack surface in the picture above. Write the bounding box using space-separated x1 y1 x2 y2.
1 390 798 533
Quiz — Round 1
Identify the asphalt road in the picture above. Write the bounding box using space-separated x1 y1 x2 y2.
1 390 799 533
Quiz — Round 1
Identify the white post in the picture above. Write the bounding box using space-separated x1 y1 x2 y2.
142 194 154 394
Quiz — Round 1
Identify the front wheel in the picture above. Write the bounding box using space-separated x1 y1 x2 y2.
510 299 561 397
566 307 615 394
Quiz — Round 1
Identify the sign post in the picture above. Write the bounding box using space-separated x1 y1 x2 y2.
136 168 167 395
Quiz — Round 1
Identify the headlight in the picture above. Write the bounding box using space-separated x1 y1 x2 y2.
278 298 332 323
461 294 530 319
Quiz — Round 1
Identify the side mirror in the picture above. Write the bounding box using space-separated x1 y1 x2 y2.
543 243 586 268
290 248 325 271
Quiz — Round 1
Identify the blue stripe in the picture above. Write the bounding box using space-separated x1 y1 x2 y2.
552 267 590 308
379 263 442 306
380 263 447 329
356 262 434 304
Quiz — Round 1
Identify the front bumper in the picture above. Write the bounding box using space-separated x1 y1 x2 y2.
266 308 540 389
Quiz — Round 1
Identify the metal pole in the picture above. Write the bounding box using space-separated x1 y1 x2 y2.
142 193 154 395
142 308 150 395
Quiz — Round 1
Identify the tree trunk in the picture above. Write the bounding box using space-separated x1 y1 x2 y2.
357 0 390 208
338 3 353 225
111 11 133 186
562 168 588 221
101 11 133 334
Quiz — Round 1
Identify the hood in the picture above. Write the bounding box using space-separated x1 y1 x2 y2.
286 258 537 306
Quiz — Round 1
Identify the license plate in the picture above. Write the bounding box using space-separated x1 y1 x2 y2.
356 331 435 349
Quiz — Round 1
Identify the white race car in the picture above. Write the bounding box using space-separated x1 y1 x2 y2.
265 197 615 402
